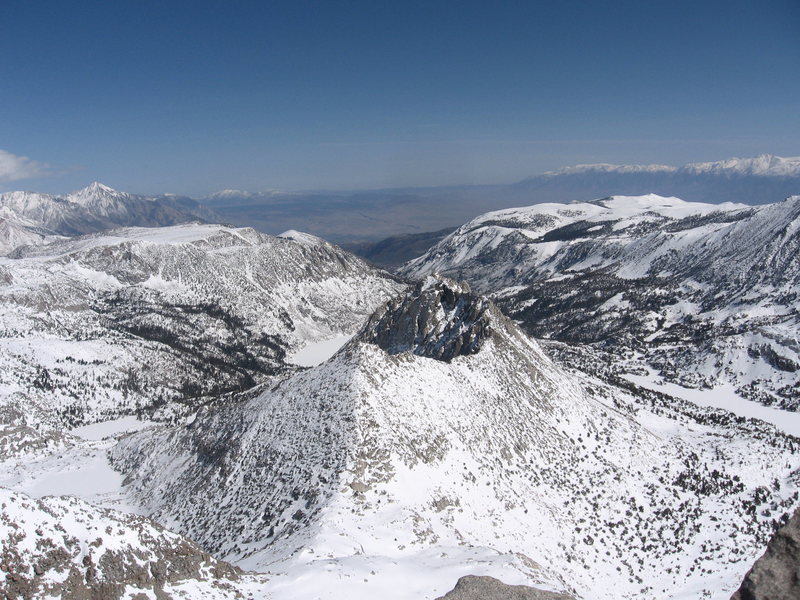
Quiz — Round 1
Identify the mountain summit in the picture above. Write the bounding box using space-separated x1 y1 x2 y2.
363 277 492 361
69 181 123 205
0 183 217 244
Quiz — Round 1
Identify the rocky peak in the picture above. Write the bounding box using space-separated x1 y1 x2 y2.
69 181 125 205
362 275 493 362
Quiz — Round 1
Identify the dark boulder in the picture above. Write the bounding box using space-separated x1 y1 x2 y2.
731 507 800 600
435 575 575 600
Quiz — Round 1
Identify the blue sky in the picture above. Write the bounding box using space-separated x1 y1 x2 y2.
1 0 798 195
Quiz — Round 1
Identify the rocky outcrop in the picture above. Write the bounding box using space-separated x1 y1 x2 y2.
731 507 800 600
0 489 242 600
435 576 575 600
362 276 493 362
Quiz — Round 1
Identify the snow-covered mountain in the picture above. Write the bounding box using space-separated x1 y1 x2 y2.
682 154 800 177
0 206 63 256
402 194 800 413
542 154 800 178
0 182 218 244
110 278 800 600
0 487 264 599
511 154 800 208
4 171 800 598
0 223 402 432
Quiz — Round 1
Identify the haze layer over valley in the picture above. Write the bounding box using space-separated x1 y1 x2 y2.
201 155 800 244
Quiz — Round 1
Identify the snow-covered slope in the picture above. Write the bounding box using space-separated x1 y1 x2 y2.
402 194 800 411
0 206 62 256
0 487 265 599
0 223 403 431
111 278 800 600
0 182 217 237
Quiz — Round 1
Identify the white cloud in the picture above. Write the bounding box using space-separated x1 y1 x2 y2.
0 149 48 183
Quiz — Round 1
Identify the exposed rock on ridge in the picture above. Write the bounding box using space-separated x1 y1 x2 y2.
0 488 244 599
731 506 800 600
362 276 492 362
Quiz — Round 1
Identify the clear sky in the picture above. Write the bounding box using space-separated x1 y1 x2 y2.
1 0 798 195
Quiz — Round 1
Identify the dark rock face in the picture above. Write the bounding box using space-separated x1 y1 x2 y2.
363 277 493 362
435 576 575 600
731 507 800 600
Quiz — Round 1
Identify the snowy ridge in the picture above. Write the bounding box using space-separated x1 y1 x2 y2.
278 229 327 246
402 194 800 412
0 206 62 256
0 182 217 242
544 163 677 176
0 487 261 599
0 223 403 431
540 154 800 178
111 278 800 600
682 154 800 177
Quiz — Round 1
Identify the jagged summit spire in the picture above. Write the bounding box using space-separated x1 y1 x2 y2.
69 181 123 205
362 275 493 362
79 181 118 194
87 181 114 191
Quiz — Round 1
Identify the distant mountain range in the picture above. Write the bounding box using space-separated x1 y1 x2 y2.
0 182 219 255
542 154 800 177
200 154 800 243
2 155 798 255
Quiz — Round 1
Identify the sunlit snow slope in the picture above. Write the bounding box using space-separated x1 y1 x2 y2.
0 223 403 432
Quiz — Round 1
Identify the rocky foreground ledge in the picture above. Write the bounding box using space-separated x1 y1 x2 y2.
731 506 800 600
435 575 575 600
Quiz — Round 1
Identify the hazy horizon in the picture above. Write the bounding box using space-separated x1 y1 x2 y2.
2 151 800 200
